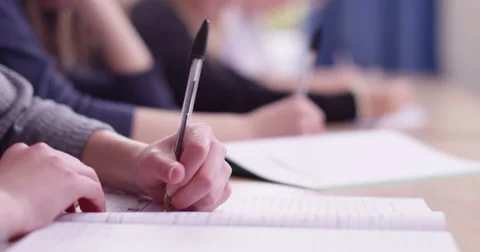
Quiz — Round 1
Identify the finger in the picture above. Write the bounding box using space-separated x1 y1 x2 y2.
186 183 232 212
59 156 102 183
1 143 29 159
139 149 185 185
76 177 106 212
188 164 232 211
171 140 227 210
173 124 213 190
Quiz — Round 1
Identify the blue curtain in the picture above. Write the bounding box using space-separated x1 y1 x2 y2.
308 0 438 74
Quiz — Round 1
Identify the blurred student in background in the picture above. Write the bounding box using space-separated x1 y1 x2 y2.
0 64 232 241
127 0 413 119
26 0 408 140
0 0 325 143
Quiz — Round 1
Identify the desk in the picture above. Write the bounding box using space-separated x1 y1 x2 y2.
232 78 480 252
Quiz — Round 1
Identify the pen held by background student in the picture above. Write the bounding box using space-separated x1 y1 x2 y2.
297 26 324 95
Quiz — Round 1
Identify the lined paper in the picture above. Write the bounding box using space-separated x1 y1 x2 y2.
8 222 459 252
56 211 445 231
59 194 445 231
104 192 433 214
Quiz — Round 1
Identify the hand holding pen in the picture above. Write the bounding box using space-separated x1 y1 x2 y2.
159 20 232 211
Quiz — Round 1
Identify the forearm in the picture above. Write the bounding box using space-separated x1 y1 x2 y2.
81 130 147 195
75 0 152 74
131 107 254 143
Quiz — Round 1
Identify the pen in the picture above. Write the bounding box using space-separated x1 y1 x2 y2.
296 26 323 95
163 19 210 212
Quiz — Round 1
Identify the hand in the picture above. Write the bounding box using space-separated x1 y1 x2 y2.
0 143 105 238
353 77 415 119
246 96 326 138
134 124 232 211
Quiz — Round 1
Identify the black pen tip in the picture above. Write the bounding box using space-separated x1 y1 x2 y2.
310 26 323 51
191 19 210 59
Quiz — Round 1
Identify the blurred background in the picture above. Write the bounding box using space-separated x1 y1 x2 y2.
218 0 479 91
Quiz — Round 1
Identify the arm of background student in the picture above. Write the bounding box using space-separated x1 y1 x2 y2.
74 0 153 74
0 0 136 137
130 0 358 122
72 0 182 109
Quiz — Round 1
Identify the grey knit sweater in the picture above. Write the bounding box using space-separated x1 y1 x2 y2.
0 65 113 159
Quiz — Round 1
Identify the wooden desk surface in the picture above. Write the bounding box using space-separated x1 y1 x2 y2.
233 77 480 252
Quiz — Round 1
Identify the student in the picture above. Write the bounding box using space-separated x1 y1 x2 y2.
216 0 363 94
0 0 326 143
0 64 232 226
127 0 412 121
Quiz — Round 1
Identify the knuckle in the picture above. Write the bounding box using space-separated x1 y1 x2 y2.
4 143 28 156
187 138 209 157
30 142 52 153
45 154 65 168
197 173 215 190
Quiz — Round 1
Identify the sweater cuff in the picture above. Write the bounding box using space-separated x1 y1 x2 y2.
31 98 115 159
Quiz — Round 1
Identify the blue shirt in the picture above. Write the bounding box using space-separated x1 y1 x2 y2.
0 0 177 137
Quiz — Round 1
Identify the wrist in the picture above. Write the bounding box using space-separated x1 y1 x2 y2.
82 130 147 195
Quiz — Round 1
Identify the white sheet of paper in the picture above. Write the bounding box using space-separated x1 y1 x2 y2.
225 130 480 189
7 222 459 252
103 192 433 214
357 105 428 130
62 193 445 231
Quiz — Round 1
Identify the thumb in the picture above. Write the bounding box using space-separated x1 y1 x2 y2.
139 150 186 184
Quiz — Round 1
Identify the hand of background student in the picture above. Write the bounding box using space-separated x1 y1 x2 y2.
246 95 326 138
352 77 415 119
0 143 105 239
134 124 232 211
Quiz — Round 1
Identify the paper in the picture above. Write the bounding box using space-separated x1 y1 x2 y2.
59 194 445 231
104 192 433 214
226 130 480 189
7 222 459 252
358 105 428 129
